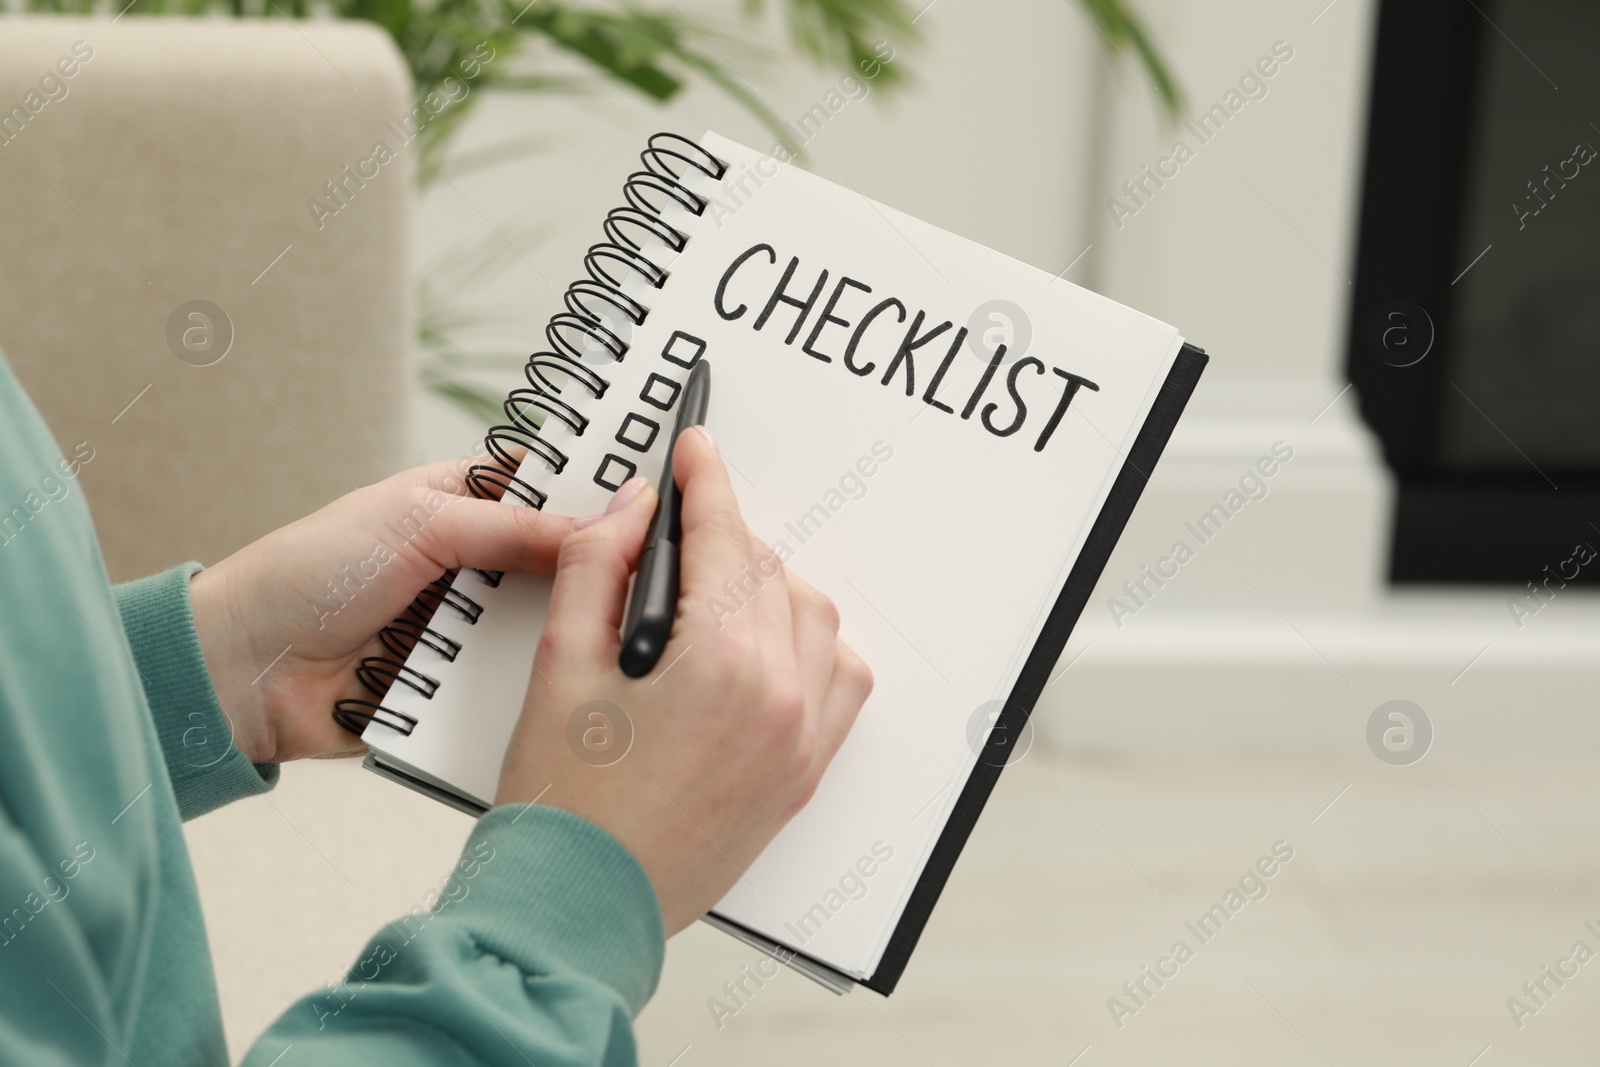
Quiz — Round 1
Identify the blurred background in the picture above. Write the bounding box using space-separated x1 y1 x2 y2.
3 0 1598 1062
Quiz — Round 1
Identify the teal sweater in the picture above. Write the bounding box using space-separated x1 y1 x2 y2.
0 357 664 1065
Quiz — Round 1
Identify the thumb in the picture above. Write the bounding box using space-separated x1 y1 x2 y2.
544 477 658 663
403 490 574 576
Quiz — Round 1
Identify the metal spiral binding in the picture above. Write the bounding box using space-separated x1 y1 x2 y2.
333 132 727 738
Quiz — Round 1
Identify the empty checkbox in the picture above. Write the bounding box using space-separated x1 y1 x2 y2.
661 330 706 368
615 413 661 453
594 453 637 491
640 372 681 411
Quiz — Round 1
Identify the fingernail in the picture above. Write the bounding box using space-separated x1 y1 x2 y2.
573 476 649 530
695 425 717 449
607 476 649 514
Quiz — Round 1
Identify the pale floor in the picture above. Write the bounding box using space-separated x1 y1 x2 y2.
188 748 1600 1066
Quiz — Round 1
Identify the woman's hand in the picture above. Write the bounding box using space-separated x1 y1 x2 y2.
189 458 572 764
496 428 873 935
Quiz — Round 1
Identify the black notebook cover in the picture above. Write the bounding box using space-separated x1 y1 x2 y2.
858 341 1211 994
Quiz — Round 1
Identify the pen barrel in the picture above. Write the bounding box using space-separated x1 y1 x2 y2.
619 540 681 678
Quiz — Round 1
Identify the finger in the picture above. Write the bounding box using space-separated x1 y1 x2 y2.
816 638 872 758
745 534 794 662
403 490 575 577
675 427 755 624
388 454 494 498
543 479 658 663
784 568 839 711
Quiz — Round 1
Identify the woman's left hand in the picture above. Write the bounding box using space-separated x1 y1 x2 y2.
188 458 572 764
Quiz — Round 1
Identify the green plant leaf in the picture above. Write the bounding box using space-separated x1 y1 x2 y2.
517 7 687 100
1075 0 1182 119
744 0 915 91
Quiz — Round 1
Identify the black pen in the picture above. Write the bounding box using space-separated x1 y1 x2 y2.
619 359 712 677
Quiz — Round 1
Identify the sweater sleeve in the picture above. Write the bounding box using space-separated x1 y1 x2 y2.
112 563 279 820
242 804 666 1067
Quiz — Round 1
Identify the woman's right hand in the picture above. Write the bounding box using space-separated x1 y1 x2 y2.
495 426 873 935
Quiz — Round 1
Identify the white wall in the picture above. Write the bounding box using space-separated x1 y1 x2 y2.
1080 0 1391 617
1090 0 1377 389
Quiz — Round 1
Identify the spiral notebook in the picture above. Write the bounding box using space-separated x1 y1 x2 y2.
336 131 1208 995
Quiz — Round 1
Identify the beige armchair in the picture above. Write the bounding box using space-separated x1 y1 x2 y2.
0 16 413 581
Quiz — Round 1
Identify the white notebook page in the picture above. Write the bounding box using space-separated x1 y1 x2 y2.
367 131 1183 979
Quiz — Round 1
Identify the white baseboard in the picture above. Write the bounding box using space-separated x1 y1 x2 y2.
1036 594 1600 755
